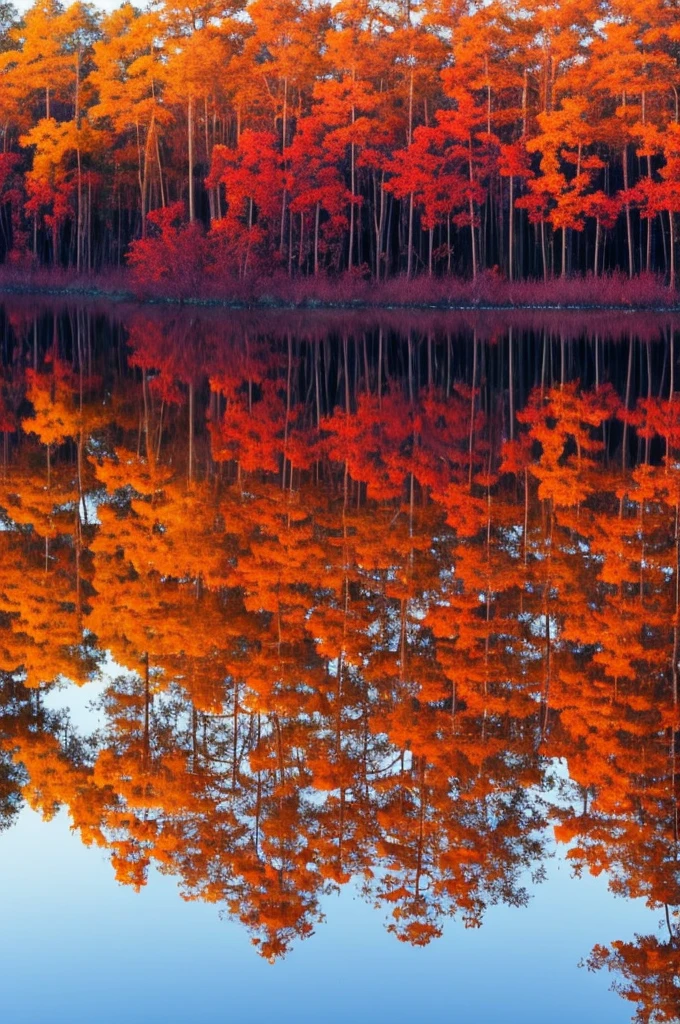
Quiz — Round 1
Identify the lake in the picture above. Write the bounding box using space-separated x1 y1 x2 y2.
0 300 678 1023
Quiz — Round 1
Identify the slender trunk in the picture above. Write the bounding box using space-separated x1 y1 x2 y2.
76 155 82 273
280 77 288 256
349 141 355 270
540 220 548 282
205 96 214 222
75 48 82 274
139 118 154 238
373 172 386 280
188 96 194 222
314 202 320 276
407 191 414 278
155 133 165 207
646 154 653 272
137 121 145 237
622 140 634 277
469 135 477 280
348 78 356 271
508 174 514 281
671 209 676 290
406 70 414 278
594 217 600 277
244 197 253 278
660 210 668 273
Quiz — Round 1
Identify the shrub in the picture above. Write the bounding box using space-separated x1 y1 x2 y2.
126 203 207 298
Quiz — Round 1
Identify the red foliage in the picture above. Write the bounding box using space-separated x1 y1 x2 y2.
126 203 207 297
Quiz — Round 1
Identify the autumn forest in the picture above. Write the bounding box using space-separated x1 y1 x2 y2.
4 0 680 293
3 1 680 1019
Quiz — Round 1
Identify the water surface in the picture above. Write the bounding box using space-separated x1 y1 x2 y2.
0 303 678 1023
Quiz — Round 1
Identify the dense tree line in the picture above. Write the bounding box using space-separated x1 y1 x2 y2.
4 0 680 285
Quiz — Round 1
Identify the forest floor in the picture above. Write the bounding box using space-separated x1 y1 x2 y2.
1 266 680 311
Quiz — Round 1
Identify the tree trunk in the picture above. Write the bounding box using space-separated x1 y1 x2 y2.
75 47 82 273
622 143 634 278
508 174 514 281
670 209 676 290
540 220 548 282
156 133 166 208
468 133 478 279
349 140 355 270
407 191 414 278
279 77 288 256
314 202 320 276
594 217 600 277
188 97 194 222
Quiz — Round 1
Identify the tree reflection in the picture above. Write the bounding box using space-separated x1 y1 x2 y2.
0 305 678 1019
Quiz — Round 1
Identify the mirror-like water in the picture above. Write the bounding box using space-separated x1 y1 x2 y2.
0 302 679 1023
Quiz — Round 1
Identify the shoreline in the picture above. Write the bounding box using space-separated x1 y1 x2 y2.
1 280 680 314
1 267 680 314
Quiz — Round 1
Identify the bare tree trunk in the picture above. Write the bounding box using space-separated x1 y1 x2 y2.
188 97 194 222
75 47 82 273
155 133 166 207
348 140 355 270
348 81 357 271
540 220 548 281
205 96 214 222
622 143 634 278
508 174 514 281
671 209 676 290
373 172 385 280
407 191 414 278
646 154 653 273
469 135 477 280
407 70 414 278
594 217 600 277
314 202 320 276
279 77 288 256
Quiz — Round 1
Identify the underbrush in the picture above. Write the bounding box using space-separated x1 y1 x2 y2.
0 265 676 310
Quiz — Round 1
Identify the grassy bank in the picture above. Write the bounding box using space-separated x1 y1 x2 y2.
0 266 678 311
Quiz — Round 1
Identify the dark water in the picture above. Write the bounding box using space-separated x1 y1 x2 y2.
0 301 679 1023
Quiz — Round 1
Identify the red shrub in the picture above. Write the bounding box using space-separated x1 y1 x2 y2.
126 203 207 298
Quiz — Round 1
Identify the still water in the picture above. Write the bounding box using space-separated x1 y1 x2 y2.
0 301 678 1023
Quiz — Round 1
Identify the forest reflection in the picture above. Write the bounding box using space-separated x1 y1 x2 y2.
0 303 679 1020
